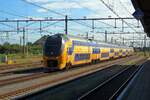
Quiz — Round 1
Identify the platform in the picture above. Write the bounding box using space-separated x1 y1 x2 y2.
117 59 150 100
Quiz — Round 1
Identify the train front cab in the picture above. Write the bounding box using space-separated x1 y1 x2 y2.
43 34 69 70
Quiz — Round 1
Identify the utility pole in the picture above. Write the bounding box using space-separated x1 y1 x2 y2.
105 30 107 42
114 19 117 28
39 21 43 55
92 35 94 40
20 36 22 53
6 32 9 40
132 32 135 47
22 28 25 58
17 21 19 34
115 39 117 44
144 35 146 56
122 37 124 45
122 19 124 32
111 37 113 43
40 21 42 35
86 32 89 39
65 15 68 35
144 35 146 47
26 22 29 57
92 20 95 32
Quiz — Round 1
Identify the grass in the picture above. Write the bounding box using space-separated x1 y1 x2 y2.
0 53 42 65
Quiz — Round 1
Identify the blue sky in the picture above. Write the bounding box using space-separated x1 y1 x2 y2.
0 0 145 45
0 0 95 19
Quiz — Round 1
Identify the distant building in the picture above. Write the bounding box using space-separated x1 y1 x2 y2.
33 35 49 45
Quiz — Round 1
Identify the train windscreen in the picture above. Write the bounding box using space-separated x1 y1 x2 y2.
44 35 62 57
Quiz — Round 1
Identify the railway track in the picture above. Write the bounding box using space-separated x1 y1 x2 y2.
0 56 144 99
0 56 138 88
16 58 145 100
0 55 138 86
0 73 49 87
0 62 43 73
79 64 143 100
0 66 45 77
14 57 145 100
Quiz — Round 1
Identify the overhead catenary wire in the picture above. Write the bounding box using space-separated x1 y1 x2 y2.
0 22 16 29
73 1 139 34
118 0 143 31
21 0 93 29
117 0 144 40
99 0 140 33
0 9 39 31
0 4 139 34
0 9 60 31
99 0 145 46
118 0 132 15
74 1 117 28
0 9 29 19
0 0 144 45
29 23 86 35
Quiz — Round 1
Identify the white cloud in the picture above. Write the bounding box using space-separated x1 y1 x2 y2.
37 9 48 13
78 1 101 10
25 0 135 18
26 0 49 3
36 1 84 13
42 2 81 10
35 0 134 18
41 0 102 10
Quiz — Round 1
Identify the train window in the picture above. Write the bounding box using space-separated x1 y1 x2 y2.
44 36 62 56
73 40 102 47
123 52 126 55
68 48 73 55
92 48 100 54
75 53 90 61
101 52 109 58
115 52 119 56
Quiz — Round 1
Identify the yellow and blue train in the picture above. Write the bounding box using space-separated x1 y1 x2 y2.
43 34 134 70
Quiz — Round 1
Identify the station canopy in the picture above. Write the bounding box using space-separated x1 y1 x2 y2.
132 0 150 37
